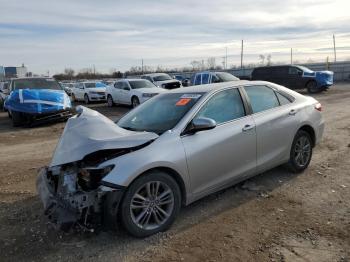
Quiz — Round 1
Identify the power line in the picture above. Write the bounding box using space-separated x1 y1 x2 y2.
240 40 243 68
333 34 337 62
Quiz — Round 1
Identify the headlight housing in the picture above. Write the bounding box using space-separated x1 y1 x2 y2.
78 164 115 190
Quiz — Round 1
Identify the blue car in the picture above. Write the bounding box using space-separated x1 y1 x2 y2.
4 77 73 126
251 65 334 93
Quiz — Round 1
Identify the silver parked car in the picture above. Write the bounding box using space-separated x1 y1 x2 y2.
37 80 324 237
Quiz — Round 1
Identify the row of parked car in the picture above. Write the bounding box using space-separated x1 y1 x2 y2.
0 65 333 127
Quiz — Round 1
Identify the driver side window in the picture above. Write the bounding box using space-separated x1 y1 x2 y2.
195 89 245 124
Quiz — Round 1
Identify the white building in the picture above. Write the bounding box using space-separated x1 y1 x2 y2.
16 64 28 78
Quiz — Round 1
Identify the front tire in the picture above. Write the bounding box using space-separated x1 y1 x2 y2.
11 111 24 127
84 94 90 104
287 130 313 173
120 171 181 238
131 96 140 108
107 95 115 107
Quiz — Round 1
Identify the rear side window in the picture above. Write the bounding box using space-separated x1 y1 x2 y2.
196 89 245 124
276 92 291 105
244 85 279 113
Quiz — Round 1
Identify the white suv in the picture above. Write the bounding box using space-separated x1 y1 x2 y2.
71 82 107 104
106 79 166 108
141 73 182 89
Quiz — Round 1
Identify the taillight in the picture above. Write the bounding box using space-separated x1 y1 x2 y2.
314 102 322 111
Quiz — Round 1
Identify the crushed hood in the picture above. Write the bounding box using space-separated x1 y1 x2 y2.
50 106 158 167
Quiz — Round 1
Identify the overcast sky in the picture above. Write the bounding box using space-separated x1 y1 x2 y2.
0 0 349 74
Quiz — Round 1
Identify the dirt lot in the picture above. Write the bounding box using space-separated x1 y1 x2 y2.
0 84 349 262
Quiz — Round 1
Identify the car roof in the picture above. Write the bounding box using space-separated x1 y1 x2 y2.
121 78 146 81
168 80 273 94
12 77 53 81
142 73 168 77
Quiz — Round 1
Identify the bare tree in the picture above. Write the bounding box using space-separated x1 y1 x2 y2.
266 54 272 66
258 54 265 65
64 68 75 79
190 60 201 71
207 57 216 70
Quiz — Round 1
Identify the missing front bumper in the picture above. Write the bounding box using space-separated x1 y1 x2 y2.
36 167 124 231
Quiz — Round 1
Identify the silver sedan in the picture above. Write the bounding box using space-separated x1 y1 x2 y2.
37 80 324 237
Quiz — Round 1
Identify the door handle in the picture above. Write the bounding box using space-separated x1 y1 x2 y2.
242 124 254 132
289 109 297 116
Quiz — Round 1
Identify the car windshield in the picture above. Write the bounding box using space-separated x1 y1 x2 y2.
129 80 155 89
215 72 239 82
153 74 172 81
296 66 314 73
118 92 204 134
85 82 107 88
13 79 62 90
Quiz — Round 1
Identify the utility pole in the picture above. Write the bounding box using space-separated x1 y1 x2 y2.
290 48 293 65
225 47 228 69
333 34 337 63
240 40 244 69
93 64 96 75
141 59 144 74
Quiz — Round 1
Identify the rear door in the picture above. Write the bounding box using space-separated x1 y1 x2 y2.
181 88 256 198
243 85 296 172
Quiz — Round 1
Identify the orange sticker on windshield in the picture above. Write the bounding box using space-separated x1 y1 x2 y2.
176 98 191 106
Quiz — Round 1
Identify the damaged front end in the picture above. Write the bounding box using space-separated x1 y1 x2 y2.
36 106 158 231
37 163 124 232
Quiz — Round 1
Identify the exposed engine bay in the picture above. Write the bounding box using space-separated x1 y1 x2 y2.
37 161 124 231
36 106 158 231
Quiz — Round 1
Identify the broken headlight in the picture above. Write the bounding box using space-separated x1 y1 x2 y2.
78 164 115 191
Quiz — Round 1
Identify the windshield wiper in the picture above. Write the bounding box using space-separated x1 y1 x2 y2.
121 126 138 131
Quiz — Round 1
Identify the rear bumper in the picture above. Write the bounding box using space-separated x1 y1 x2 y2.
315 119 325 145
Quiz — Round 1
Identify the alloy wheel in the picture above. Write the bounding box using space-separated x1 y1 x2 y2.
130 181 174 230
107 96 113 107
294 136 311 167
132 97 140 108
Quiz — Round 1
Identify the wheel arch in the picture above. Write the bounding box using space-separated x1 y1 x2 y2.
298 124 316 147
128 166 187 206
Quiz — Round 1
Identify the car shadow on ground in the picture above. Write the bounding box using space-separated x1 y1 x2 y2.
0 165 301 261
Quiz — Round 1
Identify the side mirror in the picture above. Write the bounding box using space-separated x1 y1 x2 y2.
185 117 216 135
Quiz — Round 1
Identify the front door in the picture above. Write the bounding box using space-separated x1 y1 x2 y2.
181 88 256 198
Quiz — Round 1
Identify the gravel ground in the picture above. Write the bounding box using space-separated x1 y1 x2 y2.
0 84 349 262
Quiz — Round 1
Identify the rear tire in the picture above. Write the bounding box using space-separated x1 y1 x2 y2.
119 171 181 238
306 81 320 93
287 130 313 173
